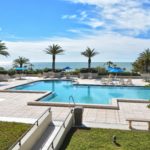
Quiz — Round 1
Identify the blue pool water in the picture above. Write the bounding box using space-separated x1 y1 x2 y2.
10 80 150 105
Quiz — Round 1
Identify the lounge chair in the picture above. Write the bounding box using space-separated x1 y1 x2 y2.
66 74 70 79
88 73 92 79
107 78 114 85
80 74 84 79
43 72 49 78
101 78 107 85
72 78 78 84
126 78 133 86
119 78 125 85
48 72 56 78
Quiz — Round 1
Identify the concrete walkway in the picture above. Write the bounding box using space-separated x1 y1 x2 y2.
0 78 149 130
83 102 150 130
0 89 149 130
0 91 71 123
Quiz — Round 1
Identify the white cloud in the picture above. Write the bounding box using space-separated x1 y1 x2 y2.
1 0 150 64
66 0 120 6
65 0 150 36
62 14 77 19
84 18 104 28
80 11 88 20
62 11 104 29
67 29 81 33
3 32 150 63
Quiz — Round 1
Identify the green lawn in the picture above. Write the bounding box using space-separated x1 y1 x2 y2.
0 122 31 150
61 127 150 150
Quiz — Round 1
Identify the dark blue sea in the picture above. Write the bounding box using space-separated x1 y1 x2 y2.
2 62 133 71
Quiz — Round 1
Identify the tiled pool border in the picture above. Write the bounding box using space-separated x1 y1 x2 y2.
4 79 150 109
27 97 150 109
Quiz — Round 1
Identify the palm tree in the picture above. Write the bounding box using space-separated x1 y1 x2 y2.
105 61 114 67
0 41 9 57
81 47 99 70
113 64 117 68
29 63 34 70
139 49 150 73
132 49 150 73
13 56 30 68
44 44 64 71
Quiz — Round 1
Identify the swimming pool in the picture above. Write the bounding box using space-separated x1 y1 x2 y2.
10 80 150 105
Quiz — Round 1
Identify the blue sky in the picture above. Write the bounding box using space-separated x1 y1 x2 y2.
0 0 78 39
0 0 150 63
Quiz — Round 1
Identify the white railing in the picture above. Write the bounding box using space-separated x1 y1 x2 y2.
9 108 51 150
47 109 74 150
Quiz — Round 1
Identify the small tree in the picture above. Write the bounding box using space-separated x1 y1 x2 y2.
132 49 150 73
13 56 30 68
81 47 99 70
0 41 9 57
105 61 114 67
44 44 64 71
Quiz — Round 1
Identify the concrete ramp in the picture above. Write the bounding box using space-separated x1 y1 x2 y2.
32 121 63 150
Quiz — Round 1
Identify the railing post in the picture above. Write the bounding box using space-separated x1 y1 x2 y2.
63 122 65 128
52 142 54 150
8 107 51 150
36 120 39 126
71 109 73 113
19 140 21 147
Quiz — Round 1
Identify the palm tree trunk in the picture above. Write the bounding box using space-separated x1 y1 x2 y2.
88 58 91 71
145 60 149 73
52 55 55 72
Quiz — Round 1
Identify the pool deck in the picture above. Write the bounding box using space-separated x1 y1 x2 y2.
0 77 149 130
76 78 148 86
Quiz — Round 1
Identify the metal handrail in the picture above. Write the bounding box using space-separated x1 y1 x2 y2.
69 95 76 106
9 107 51 150
47 109 73 150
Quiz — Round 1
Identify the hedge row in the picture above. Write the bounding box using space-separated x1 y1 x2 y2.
0 67 140 76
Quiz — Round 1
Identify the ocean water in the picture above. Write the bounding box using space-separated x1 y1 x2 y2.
1 62 133 71
32 62 132 71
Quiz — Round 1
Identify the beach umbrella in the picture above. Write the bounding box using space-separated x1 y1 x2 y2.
15 67 27 71
63 66 72 70
107 67 123 73
63 66 72 71
107 67 124 78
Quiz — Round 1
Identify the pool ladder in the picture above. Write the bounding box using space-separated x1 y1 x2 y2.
69 95 76 107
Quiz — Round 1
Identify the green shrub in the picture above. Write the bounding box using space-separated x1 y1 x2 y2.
0 70 8 74
8 69 16 76
97 67 107 74
43 68 51 72
25 69 43 74
68 69 80 75
43 68 63 73
98 71 140 76
0 67 5 71
80 68 98 73
147 103 150 108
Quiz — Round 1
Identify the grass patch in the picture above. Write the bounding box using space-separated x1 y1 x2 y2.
61 127 150 150
0 122 31 150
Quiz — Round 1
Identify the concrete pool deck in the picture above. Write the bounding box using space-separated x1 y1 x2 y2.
0 77 149 130
76 78 149 86
0 77 148 90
